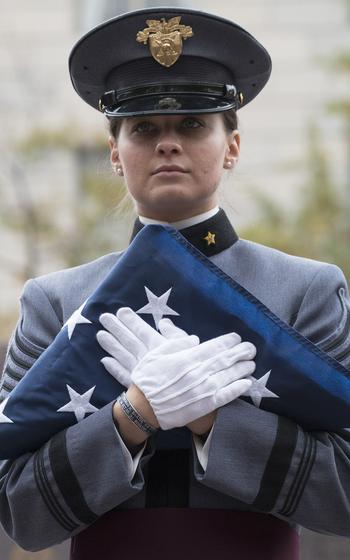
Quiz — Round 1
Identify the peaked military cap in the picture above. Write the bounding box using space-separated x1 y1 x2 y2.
69 7 272 117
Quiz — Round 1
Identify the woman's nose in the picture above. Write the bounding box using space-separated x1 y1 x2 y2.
155 137 183 156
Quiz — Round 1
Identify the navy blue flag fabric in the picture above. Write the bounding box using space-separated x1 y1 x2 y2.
1 225 350 459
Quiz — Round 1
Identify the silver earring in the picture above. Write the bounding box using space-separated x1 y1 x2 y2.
115 166 123 176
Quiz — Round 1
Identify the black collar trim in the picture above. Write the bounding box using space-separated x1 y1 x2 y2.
130 208 238 257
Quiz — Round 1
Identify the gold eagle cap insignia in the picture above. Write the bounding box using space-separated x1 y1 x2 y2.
136 16 194 68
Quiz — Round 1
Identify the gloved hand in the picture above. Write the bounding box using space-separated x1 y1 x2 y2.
129 334 256 430
97 307 199 387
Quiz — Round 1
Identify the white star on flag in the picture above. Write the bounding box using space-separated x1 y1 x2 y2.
57 385 99 422
0 398 13 424
136 286 179 329
63 301 92 340
245 370 279 407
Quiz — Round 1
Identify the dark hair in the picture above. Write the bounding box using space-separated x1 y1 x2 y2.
107 108 238 139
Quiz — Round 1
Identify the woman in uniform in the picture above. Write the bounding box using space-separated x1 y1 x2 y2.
1 7 350 560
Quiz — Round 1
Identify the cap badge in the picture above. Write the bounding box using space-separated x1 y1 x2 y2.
154 97 182 111
136 16 194 68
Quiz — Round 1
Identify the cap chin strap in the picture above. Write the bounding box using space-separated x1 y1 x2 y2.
99 83 242 113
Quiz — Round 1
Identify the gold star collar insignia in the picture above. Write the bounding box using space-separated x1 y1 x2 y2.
204 231 216 246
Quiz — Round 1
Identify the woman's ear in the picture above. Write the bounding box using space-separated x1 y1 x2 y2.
109 136 123 176
109 135 119 165
224 129 240 170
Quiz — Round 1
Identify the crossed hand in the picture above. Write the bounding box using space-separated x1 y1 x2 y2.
96 308 256 431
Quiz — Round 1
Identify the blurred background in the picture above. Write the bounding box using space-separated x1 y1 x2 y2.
0 0 349 558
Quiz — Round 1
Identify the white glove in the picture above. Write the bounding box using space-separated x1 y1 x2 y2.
130 334 256 430
97 307 199 387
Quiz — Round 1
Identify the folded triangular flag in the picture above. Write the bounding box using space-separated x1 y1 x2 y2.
1 225 350 459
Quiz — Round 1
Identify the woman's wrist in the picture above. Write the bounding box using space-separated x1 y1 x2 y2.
113 401 148 447
126 384 160 429
112 384 160 449
186 410 217 437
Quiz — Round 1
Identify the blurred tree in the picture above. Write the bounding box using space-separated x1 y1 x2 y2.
0 128 132 283
58 144 134 268
241 26 350 284
326 51 350 193
242 122 350 280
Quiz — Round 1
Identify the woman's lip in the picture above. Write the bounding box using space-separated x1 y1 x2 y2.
154 170 187 175
152 166 188 175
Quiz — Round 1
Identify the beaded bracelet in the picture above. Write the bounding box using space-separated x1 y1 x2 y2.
117 391 159 435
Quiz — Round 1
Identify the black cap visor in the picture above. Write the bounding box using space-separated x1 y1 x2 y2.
104 93 236 117
100 83 240 117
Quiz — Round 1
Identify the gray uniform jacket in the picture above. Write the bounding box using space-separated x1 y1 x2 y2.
1 236 350 551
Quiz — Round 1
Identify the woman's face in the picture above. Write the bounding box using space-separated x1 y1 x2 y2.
109 113 240 221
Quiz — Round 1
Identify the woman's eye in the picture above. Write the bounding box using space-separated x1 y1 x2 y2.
133 121 155 133
182 118 203 129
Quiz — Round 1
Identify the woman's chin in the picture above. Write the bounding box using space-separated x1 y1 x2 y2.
136 183 214 220
149 185 196 206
